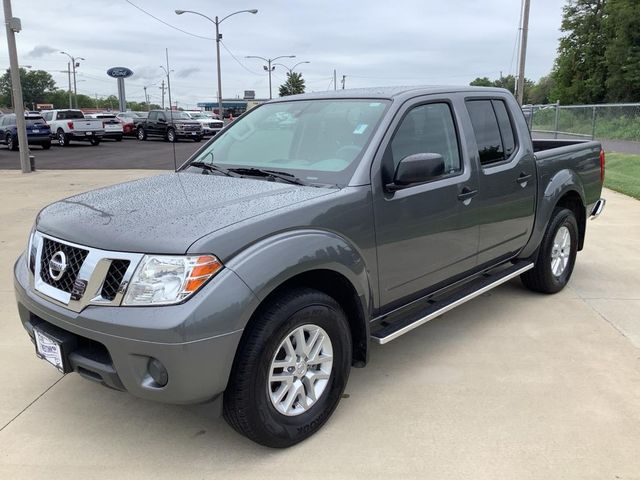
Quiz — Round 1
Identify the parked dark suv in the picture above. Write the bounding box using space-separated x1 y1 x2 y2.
0 113 51 150
136 110 203 142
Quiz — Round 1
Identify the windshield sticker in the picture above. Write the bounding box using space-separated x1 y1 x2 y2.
353 124 368 135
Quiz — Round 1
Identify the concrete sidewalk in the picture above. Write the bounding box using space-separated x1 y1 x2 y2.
1 170 639 479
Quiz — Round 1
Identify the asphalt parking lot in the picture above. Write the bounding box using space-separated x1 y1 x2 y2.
0 137 201 170
0 167 639 479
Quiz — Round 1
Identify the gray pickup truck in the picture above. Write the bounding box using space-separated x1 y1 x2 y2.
14 86 605 448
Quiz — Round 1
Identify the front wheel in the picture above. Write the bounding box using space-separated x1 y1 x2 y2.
193 136 202 142
521 207 578 293
6 133 17 151
166 128 177 142
224 288 351 448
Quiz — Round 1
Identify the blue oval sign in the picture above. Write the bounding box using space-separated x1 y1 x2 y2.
107 67 134 79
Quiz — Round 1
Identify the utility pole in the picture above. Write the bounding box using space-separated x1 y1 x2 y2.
516 0 531 105
159 80 166 109
143 86 148 110
341 75 346 90
3 0 30 173
67 62 72 108
333 69 337 91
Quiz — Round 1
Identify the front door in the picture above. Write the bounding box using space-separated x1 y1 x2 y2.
373 99 480 308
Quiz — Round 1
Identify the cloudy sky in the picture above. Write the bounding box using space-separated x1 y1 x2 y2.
3 0 564 109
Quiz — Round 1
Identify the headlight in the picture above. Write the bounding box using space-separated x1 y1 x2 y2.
123 255 222 306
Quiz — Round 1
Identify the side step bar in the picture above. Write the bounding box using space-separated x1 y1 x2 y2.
371 261 534 345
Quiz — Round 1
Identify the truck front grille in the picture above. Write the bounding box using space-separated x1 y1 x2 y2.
100 260 130 301
40 238 89 293
32 232 143 312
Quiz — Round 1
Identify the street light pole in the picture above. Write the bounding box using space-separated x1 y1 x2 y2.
3 0 30 173
516 0 531 105
61 52 84 108
175 8 258 118
245 55 296 99
273 61 311 75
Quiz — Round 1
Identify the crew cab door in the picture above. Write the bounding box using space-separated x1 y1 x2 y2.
146 111 160 135
464 96 536 265
372 98 480 307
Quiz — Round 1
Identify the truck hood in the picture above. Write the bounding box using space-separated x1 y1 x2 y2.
36 172 337 254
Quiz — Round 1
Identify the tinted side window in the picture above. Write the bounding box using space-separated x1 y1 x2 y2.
466 100 504 165
148 111 158 121
492 100 516 157
390 103 461 175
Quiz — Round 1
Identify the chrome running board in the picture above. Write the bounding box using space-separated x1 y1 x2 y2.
371 261 534 345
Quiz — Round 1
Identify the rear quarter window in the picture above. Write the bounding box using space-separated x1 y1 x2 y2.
465 99 517 166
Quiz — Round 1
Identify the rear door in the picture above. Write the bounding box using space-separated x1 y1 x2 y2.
464 96 536 266
372 97 480 307
146 111 159 135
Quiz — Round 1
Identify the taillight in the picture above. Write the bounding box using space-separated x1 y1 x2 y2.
599 149 605 182
67 121 74 129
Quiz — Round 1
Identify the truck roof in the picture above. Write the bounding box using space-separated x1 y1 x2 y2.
272 85 510 102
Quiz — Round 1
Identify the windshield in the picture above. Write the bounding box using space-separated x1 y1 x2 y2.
189 113 206 119
172 112 191 120
186 99 389 186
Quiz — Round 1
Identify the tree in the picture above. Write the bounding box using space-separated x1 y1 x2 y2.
279 72 305 97
551 0 608 104
603 0 640 102
0 68 56 107
470 77 493 87
528 76 556 104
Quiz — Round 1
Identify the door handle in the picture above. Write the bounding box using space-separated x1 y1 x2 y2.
516 172 532 184
457 187 478 203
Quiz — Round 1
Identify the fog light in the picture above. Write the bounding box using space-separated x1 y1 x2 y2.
148 358 168 387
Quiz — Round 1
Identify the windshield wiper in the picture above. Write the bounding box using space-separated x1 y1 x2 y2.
189 161 242 177
227 167 308 186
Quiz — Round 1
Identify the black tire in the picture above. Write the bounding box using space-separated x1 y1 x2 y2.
6 133 17 151
41 141 51 150
137 127 147 141
115 135 123 142
193 136 202 142
167 128 177 142
57 130 69 146
521 207 578 294
89 138 101 146
224 288 352 448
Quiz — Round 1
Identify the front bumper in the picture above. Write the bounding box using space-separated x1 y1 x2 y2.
14 255 257 404
176 130 202 138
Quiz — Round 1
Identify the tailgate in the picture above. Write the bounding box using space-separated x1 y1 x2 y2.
74 119 103 131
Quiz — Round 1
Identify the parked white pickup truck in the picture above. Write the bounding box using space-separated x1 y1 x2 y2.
85 113 124 141
40 109 104 146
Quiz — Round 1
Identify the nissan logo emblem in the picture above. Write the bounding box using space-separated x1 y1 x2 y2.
48 251 67 281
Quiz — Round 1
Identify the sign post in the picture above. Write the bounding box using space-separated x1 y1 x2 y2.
106 67 133 112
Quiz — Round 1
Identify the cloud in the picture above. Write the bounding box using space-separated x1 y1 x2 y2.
176 67 200 79
27 45 58 58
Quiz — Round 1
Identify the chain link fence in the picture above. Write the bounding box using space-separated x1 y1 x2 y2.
525 103 640 142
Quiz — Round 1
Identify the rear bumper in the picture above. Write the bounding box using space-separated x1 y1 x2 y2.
27 135 51 144
590 198 606 219
14 255 256 404
103 131 123 138
68 131 104 140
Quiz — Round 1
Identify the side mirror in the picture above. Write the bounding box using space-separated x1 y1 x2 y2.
158 117 166 123
387 153 445 190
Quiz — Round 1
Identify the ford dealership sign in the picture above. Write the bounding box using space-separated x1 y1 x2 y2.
106 67 134 79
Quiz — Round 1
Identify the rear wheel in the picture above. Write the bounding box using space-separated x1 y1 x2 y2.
89 138 101 146
115 135 123 142
6 133 17 151
57 130 69 146
137 127 147 141
41 141 51 150
224 288 352 448
521 207 578 293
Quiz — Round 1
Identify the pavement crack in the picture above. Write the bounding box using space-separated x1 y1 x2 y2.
0 377 64 433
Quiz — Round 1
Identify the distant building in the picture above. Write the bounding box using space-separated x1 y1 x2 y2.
197 91 266 117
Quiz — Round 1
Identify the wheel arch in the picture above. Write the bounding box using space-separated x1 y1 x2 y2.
555 190 586 250
226 230 373 367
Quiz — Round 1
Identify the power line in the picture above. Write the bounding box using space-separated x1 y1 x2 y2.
123 0 214 40
219 40 262 76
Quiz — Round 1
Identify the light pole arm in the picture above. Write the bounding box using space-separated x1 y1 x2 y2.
219 9 257 24
176 9 216 25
